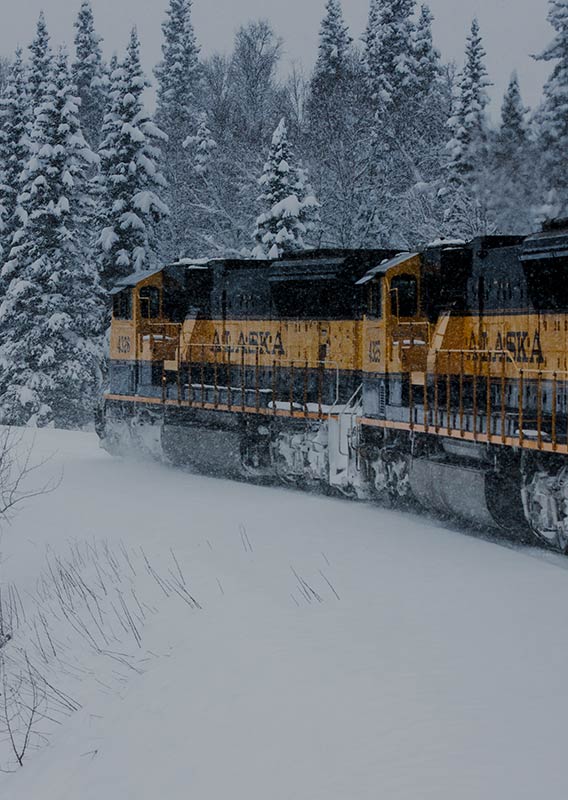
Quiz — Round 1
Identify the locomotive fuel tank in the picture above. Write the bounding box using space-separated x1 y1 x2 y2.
408 453 528 534
409 458 499 529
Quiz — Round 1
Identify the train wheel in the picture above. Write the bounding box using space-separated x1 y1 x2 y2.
522 468 568 554
370 449 411 506
239 426 276 483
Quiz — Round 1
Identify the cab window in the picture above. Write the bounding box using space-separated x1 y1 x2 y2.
390 274 418 318
113 289 132 320
139 287 161 319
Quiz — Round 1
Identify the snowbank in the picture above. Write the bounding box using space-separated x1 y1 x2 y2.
0 428 567 799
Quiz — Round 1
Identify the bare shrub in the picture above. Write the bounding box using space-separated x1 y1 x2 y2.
0 428 58 525
0 538 200 770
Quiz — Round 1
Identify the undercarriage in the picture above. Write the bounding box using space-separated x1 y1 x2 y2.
97 397 568 554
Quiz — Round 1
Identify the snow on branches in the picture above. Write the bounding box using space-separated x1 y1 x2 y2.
443 18 494 238
72 0 106 149
535 0 568 218
0 49 29 268
154 0 201 260
253 118 319 259
97 29 169 286
0 49 104 428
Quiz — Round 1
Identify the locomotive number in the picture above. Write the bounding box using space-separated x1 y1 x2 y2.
117 335 131 355
368 340 382 364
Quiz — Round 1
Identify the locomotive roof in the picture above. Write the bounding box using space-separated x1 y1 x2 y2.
109 267 164 294
521 224 568 262
356 252 418 285
269 248 399 283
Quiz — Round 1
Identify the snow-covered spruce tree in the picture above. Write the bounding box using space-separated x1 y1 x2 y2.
184 112 217 176
154 0 201 259
497 72 527 159
363 0 418 111
489 72 535 233
446 19 491 179
356 0 392 246
0 50 105 428
72 0 106 149
535 0 568 218
444 18 494 238
362 0 380 94
305 0 370 248
414 4 441 96
395 3 451 244
28 11 52 109
313 0 352 83
253 118 319 259
0 49 30 269
0 57 10 95
360 0 442 247
97 29 169 288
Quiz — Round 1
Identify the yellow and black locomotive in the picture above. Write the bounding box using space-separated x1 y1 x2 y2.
98 220 568 552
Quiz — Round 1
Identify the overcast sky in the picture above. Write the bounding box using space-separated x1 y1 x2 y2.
0 0 552 115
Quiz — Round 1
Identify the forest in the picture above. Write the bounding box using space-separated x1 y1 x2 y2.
0 0 566 428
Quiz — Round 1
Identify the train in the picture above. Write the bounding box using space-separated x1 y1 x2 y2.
96 219 568 552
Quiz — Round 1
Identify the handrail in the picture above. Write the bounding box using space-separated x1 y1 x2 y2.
426 348 567 449
157 339 342 415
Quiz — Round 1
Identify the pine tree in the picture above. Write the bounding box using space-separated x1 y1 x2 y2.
253 118 319 259
360 0 451 247
446 19 491 179
363 0 418 111
444 18 493 237
535 0 568 217
96 54 120 183
305 0 369 247
496 72 527 164
313 0 352 82
0 49 30 268
414 4 441 96
73 0 106 149
155 0 200 123
0 49 104 428
28 12 52 109
490 72 535 233
154 0 201 259
184 113 217 176
394 2 450 244
362 0 380 93
97 29 169 287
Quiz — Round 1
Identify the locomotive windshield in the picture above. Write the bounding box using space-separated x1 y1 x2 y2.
139 287 161 319
524 258 568 312
162 268 212 322
390 274 418 317
112 289 132 320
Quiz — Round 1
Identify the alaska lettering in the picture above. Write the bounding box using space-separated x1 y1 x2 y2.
211 329 286 357
467 330 544 364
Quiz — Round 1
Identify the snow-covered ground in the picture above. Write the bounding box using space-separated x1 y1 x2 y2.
0 428 568 799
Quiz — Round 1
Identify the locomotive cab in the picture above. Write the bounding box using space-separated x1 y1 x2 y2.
384 253 428 375
109 268 167 396
359 252 430 417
